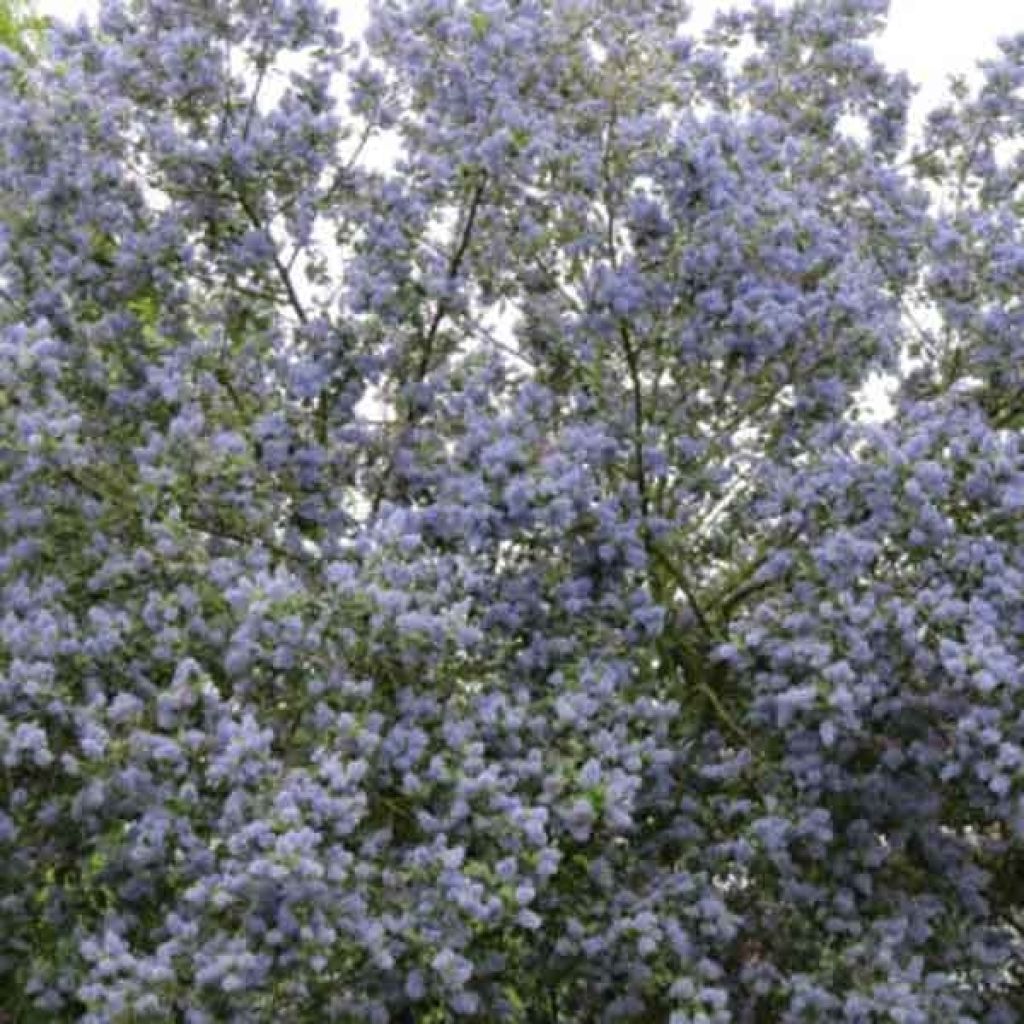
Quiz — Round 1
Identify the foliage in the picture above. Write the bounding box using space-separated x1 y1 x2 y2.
0 0 1022 1020
0 0 47 58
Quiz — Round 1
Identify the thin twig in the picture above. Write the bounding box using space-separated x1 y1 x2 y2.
233 186 309 326
415 173 487 381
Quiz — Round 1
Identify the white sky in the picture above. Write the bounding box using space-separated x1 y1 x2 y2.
35 0 1024 97
29 0 1023 425
33 0 1023 134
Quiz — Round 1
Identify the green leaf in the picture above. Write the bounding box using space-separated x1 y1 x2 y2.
470 11 490 38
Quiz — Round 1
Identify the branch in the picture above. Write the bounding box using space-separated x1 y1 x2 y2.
242 46 272 142
59 464 314 578
415 173 487 382
323 119 374 203
620 323 650 521
402 234 540 370
368 175 488 518
647 539 717 642
233 186 309 326
179 508 316 575
710 526 800 622
697 678 752 745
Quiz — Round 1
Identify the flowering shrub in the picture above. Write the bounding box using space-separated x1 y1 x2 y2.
0 0 1022 1020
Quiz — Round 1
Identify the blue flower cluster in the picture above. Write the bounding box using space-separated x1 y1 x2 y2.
0 0 1022 1020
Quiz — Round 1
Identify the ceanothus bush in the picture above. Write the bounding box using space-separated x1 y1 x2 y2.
0 0 1022 1020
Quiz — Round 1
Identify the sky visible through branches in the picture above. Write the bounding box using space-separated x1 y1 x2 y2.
31 0 1024 427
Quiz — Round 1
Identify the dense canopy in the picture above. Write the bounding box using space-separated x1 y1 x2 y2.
0 0 1022 1020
